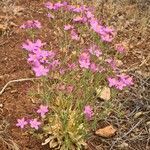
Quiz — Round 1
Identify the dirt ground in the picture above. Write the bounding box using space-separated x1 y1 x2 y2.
0 0 149 150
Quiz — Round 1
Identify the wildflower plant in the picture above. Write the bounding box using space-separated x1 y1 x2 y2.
20 20 42 39
17 1 134 149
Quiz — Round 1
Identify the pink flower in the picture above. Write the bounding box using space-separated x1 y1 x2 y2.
95 50 102 57
59 68 66 75
54 2 67 10
45 2 54 10
16 118 28 129
99 26 116 42
45 1 67 10
67 63 77 70
33 20 42 28
79 52 91 69
48 51 56 59
89 21 116 42
38 50 55 63
90 18 101 33
49 59 60 70
20 20 41 29
88 45 102 57
20 24 26 29
124 76 133 86
105 58 117 70
37 105 49 117
86 11 94 19
27 53 40 65
22 40 36 52
20 20 32 29
71 30 80 41
38 51 50 63
66 5 76 11
73 16 87 23
90 62 99 72
32 65 49 77
108 77 125 90
66 85 74 93
64 24 74 30
72 7 83 13
53 2 66 10
101 34 114 42
29 119 41 130
115 43 126 53
54 2 64 8
22 39 46 52
108 74 133 90
115 81 126 90
107 77 118 87
84 105 94 120
62 1 68 6
117 74 134 86
27 50 55 68
67 5 83 12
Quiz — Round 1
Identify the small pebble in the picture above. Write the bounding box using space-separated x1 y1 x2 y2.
134 112 143 119
146 121 150 126
119 142 129 149
0 103 3 108
10 90 18 93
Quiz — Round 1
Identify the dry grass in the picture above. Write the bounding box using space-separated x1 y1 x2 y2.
73 0 149 76
0 116 19 150
0 0 24 36
87 74 149 149
83 0 150 149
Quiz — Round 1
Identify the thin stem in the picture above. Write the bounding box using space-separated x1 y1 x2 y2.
0 78 38 95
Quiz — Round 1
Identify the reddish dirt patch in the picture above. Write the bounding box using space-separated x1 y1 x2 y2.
0 33 44 150
0 0 47 149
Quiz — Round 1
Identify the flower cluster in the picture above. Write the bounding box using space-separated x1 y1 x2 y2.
45 1 89 13
20 20 42 29
88 45 102 57
64 24 80 41
73 16 87 23
18 1 134 149
105 58 118 71
22 39 46 52
45 1 116 42
16 105 48 129
115 43 127 53
108 74 133 90
84 105 94 120
78 46 104 73
45 1 68 10
58 62 78 75
22 39 58 77
79 52 91 69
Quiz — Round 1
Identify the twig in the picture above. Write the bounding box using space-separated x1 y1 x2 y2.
109 119 143 150
0 78 37 95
